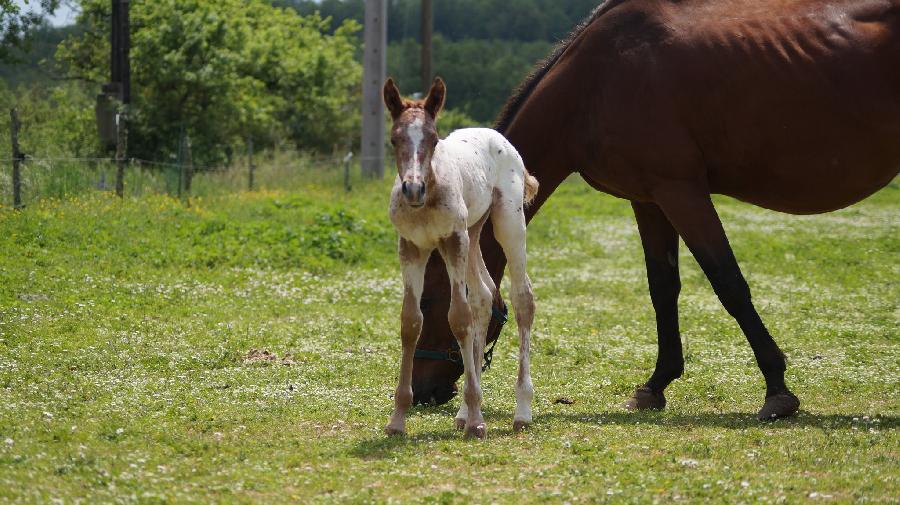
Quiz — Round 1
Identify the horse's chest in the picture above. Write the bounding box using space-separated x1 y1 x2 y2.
391 207 460 249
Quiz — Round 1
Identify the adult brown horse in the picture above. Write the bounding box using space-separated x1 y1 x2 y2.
409 0 900 420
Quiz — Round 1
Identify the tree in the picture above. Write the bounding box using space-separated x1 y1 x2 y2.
388 36 551 122
0 0 60 62
281 0 597 122
58 0 361 164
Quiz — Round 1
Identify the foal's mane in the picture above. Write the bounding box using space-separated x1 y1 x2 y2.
494 0 627 134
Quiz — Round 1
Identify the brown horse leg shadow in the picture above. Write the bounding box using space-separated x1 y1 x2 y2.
534 411 899 430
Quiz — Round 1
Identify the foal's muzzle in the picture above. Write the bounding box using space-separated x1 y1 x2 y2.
401 180 426 207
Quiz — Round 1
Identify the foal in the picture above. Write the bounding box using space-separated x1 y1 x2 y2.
383 77 539 439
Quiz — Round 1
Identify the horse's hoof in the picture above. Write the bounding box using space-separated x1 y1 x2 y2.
464 423 486 440
757 392 800 421
512 419 530 432
623 386 666 410
384 423 406 437
454 418 466 431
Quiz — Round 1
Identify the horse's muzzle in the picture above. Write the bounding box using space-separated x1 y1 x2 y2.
401 180 426 207
412 381 458 406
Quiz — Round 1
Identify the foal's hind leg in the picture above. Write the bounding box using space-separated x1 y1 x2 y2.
492 202 535 432
654 185 799 420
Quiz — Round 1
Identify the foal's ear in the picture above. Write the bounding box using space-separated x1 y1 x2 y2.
424 77 446 119
383 78 405 120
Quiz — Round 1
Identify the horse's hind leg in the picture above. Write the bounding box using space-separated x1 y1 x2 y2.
491 202 535 432
625 201 683 411
654 185 799 420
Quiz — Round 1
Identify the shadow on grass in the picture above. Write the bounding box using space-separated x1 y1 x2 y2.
351 404 540 459
351 408 897 459
535 410 899 430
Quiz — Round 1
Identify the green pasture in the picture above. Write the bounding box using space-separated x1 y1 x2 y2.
0 164 897 503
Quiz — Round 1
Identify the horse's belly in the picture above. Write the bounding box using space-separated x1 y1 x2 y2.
710 142 900 214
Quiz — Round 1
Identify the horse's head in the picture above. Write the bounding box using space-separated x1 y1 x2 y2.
409 251 463 405
383 77 445 208
408 250 510 405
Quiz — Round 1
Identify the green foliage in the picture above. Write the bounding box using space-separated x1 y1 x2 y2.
58 0 362 164
388 36 552 122
0 80 107 205
0 79 101 160
0 23 77 86
285 0 599 43
0 0 60 62
436 108 481 137
285 0 592 122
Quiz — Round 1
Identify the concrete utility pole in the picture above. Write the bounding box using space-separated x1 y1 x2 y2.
421 0 433 93
361 0 387 178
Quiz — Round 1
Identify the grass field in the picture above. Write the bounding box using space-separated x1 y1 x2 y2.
0 165 897 503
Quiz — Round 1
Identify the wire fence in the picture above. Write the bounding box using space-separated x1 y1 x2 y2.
0 149 358 209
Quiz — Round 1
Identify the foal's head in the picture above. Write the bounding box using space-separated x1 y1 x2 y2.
383 77 446 208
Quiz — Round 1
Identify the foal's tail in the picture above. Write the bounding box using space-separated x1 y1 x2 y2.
523 168 539 206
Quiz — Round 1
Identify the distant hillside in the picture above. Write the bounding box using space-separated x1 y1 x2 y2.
277 0 598 122
277 0 599 42
0 23 81 89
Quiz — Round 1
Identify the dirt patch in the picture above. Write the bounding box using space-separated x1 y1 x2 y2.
241 349 295 366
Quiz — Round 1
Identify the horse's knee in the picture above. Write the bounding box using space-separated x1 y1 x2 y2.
401 290 423 346
448 299 473 340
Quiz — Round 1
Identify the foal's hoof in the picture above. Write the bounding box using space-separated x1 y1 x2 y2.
512 419 530 433
464 423 487 440
454 418 466 431
384 423 406 437
757 392 800 421
624 386 666 410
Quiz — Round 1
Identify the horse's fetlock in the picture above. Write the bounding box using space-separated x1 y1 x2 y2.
464 383 482 405
394 386 413 409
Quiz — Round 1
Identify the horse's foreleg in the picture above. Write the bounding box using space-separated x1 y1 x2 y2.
454 217 495 430
654 186 799 420
439 230 486 439
625 201 682 411
385 238 430 436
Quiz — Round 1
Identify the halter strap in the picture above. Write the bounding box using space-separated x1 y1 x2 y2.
413 304 509 372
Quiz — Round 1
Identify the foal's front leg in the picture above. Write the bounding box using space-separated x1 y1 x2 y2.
439 230 486 439
385 238 430 436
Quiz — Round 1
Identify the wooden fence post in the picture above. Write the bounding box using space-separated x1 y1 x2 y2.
183 134 193 197
247 137 255 191
343 150 353 192
115 111 128 198
9 108 23 209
